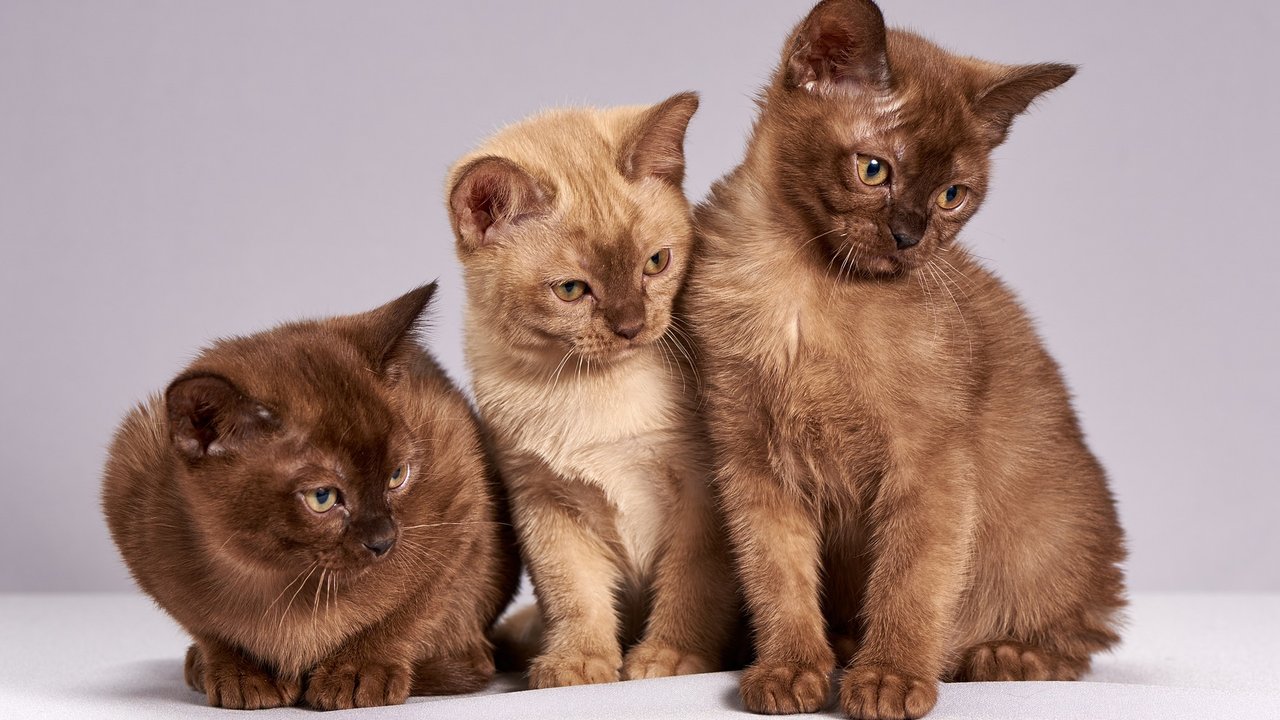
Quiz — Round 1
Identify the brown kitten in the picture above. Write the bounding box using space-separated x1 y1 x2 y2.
101 285 519 710
447 94 739 688
686 1 1126 718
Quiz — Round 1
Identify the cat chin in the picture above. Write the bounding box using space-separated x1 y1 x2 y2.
515 342 640 370
572 344 646 367
854 255 904 277
830 250 910 279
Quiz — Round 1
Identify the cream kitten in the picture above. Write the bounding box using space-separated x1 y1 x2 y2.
446 93 738 687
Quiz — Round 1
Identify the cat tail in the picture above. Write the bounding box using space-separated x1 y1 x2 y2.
491 603 543 673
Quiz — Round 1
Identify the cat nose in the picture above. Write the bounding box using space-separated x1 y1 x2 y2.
361 518 397 558
363 535 395 558
613 321 645 340
893 232 920 250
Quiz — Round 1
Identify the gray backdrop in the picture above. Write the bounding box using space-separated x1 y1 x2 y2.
1 0 1276 593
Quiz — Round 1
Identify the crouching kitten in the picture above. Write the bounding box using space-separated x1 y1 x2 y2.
102 285 519 710
448 93 739 687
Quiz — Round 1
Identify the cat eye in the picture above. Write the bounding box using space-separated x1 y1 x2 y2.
553 280 588 302
389 464 410 490
304 487 339 513
644 249 671 276
856 155 890 187
937 185 970 210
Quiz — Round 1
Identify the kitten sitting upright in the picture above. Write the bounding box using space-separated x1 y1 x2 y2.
687 1 1126 718
448 93 738 687
102 285 519 710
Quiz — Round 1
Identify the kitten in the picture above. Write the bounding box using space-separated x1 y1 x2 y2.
447 93 738 687
686 1 1126 718
101 284 519 710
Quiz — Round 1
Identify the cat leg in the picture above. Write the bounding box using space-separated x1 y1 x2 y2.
304 609 422 710
623 467 737 679
839 447 976 720
951 641 1088 682
305 638 414 710
508 460 625 689
823 521 869 668
183 644 202 691
718 453 834 714
188 636 300 710
491 602 544 672
412 642 497 695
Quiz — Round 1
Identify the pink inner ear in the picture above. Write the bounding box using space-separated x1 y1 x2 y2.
785 0 889 91
450 156 548 249
464 184 499 238
166 373 278 461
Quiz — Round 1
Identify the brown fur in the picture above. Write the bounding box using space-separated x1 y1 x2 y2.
447 94 740 688
102 285 519 710
685 2 1126 718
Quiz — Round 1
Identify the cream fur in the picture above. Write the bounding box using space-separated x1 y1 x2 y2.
447 96 739 688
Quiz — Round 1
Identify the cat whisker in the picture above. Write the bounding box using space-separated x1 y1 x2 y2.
823 241 845 280
915 260 942 341
655 335 678 391
401 521 511 531
324 571 333 620
215 531 240 554
311 568 326 631
664 317 698 350
935 252 976 296
665 317 704 381
548 348 575 388
262 562 317 620
663 329 703 394
785 226 846 263
842 241 859 282
395 538 451 573
929 260 973 362
277 562 319 631
827 241 858 310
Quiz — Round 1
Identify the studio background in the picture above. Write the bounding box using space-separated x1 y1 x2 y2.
1 0 1275 593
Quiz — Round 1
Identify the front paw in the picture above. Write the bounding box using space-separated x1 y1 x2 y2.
412 646 497 695
192 645 299 710
183 645 204 691
528 649 621 689
305 659 411 710
622 641 715 680
740 660 833 714
840 664 937 720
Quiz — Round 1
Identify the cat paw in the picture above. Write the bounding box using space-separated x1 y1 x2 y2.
528 649 620 689
739 660 833 714
956 641 1085 682
183 645 204 691
622 641 715 680
194 646 299 710
412 646 496 695
839 664 936 720
305 660 412 710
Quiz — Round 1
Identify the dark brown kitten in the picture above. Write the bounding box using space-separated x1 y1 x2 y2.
687 1 1126 718
102 285 519 710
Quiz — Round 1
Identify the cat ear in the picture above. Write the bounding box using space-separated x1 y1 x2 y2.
972 63 1077 145
166 373 280 461
448 157 551 251
344 282 437 372
784 0 890 92
618 91 700 187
